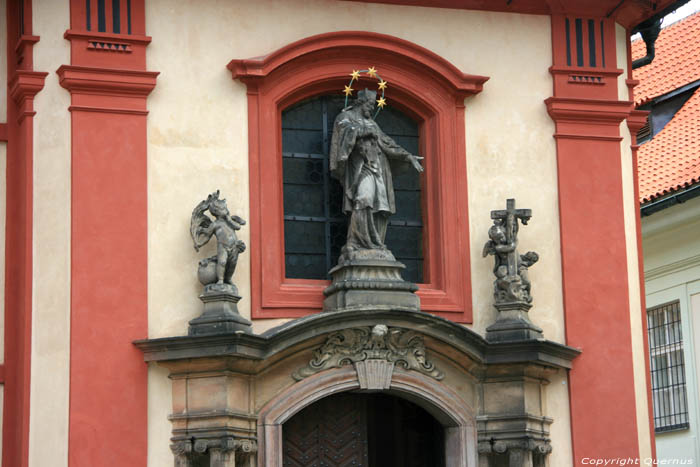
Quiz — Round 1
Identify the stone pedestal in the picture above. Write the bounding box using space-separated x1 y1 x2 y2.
485 301 543 342
323 259 419 312
189 283 252 335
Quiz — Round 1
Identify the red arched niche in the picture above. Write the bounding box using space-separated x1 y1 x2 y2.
228 31 488 322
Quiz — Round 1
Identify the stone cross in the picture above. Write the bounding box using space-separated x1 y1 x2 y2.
490 198 531 277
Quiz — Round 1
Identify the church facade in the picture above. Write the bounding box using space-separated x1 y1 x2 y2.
0 0 682 465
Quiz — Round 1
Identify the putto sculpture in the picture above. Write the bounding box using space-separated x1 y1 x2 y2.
482 199 539 304
330 88 423 263
191 190 247 291
188 190 251 335
482 199 543 342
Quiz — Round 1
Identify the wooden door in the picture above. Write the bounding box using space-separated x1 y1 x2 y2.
282 393 445 467
283 393 369 466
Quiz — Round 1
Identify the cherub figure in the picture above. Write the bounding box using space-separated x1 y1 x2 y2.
482 218 539 303
190 191 246 288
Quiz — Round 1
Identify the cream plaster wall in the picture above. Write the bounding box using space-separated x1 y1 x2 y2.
620 120 653 461
617 22 654 460
146 0 564 344
617 24 632 102
146 1 568 465
28 2 72 467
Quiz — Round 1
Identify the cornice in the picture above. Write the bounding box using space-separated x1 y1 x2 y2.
134 309 580 370
227 30 489 96
549 65 624 78
545 97 633 124
644 254 700 282
56 65 159 97
9 70 49 105
626 109 649 134
63 29 152 45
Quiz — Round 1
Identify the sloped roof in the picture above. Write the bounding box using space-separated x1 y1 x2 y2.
637 88 700 203
633 12 700 204
632 12 700 105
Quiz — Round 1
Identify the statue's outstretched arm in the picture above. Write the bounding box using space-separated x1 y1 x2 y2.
378 131 424 173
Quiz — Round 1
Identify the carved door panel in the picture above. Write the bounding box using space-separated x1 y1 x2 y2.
283 393 369 467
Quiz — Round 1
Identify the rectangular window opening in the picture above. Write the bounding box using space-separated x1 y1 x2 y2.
647 301 690 433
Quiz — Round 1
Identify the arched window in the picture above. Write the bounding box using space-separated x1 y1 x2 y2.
282 94 424 283
229 31 488 322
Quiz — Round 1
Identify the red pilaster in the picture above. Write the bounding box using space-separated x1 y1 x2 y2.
547 13 643 464
60 1 156 465
3 1 45 465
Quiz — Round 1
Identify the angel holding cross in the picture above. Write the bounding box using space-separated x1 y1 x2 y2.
482 199 539 304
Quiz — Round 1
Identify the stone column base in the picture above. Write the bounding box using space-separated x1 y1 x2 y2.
323 259 419 312
189 284 252 335
486 301 543 342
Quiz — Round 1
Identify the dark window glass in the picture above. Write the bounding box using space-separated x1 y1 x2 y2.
281 95 423 282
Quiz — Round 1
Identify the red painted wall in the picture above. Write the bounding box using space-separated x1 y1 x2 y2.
68 110 149 465
61 1 155 464
548 13 649 464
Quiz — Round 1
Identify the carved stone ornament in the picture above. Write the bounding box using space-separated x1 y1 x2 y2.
171 436 258 457
482 198 538 305
188 190 252 335
293 324 444 381
478 439 552 455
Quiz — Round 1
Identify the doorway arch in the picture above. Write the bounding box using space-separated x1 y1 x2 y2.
257 365 478 466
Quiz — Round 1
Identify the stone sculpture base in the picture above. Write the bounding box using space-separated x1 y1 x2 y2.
486 301 543 342
323 259 420 312
189 283 252 336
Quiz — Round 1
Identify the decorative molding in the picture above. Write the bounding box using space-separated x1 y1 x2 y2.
477 439 552 455
8 70 49 123
545 97 633 124
56 65 158 97
14 35 40 66
229 30 486 321
644 254 700 282
568 74 605 85
168 409 259 422
87 40 132 53
626 109 649 134
293 325 444 381
67 105 149 115
171 437 258 459
227 30 488 96
64 29 152 45
257 365 477 467
355 360 394 390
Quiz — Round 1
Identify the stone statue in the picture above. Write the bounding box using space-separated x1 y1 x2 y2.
190 190 246 291
329 89 423 263
188 190 251 335
482 199 539 304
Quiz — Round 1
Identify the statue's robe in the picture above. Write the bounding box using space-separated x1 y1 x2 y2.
329 106 412 251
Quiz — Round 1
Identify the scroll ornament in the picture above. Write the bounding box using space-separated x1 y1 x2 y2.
293 325 444 381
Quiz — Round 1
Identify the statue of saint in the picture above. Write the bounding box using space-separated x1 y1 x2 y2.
329 89 423 263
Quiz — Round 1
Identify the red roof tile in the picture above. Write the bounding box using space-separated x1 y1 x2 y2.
632 12 700 105
634 11 700 203
637 87 700 203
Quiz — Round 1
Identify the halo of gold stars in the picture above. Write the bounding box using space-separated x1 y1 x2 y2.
342 66 388 119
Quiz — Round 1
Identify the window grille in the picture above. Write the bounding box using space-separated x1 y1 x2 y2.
647 300 689 432
281 95 423 282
